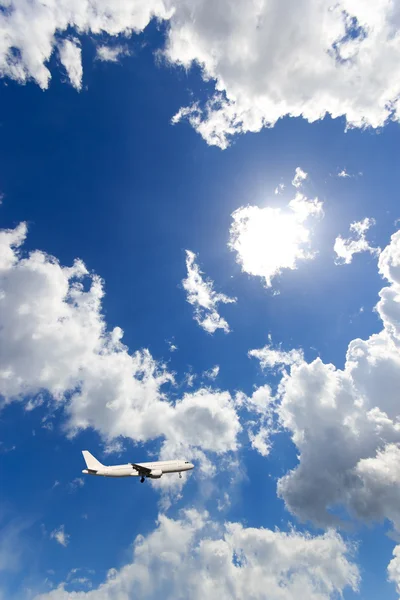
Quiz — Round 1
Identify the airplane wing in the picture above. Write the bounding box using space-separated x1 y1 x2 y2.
131 463 152 475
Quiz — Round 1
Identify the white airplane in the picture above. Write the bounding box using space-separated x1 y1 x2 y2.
82 450 194 483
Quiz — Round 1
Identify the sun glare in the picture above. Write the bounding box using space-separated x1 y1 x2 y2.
229 194 323 287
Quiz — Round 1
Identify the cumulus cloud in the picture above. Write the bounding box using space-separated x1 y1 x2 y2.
229 174 323 287
338 169 351 178
169 1 400 147
58 39 83 91
50 525 69 547
334 217 381 265
95 45 130 63
237 384 274 417
245 339 304 457
34 509 359 600
0 0 171 89
388 545 400 596
182 250 236 334
0 225 240 466
274 229 400 531
1 2 400 145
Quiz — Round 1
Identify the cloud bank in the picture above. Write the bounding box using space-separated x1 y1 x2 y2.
0 224 240 465
270 229 400 533
35 509 359 600
1 1 400 145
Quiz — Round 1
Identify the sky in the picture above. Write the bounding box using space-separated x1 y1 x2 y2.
1 1 400 599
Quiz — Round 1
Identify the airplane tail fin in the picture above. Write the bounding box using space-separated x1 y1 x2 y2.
82 450 104 471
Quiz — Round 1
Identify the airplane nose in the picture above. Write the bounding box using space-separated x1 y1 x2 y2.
189 463 194 470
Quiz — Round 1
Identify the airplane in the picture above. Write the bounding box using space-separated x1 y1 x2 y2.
81 450 194 483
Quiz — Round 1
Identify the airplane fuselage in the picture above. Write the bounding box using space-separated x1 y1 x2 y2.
82 459 194 478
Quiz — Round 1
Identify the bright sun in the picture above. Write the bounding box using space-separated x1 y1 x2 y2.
229 194 323 287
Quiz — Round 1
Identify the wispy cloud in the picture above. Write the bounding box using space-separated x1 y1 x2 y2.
182 250 236 334
167 339 178 353
249 339 304 371
103 440 124 456
202 365 220 380
50 525 70 547
67 478 85 493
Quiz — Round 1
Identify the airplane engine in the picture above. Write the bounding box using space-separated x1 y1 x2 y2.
149 469 163 479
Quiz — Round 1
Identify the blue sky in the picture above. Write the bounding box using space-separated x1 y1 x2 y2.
1 2 400 599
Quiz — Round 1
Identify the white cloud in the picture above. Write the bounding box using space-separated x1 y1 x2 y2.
0 221 27 270
182 250 236 334
67 478 84 493
237 384 274 416
0 225 241 464
247 428 272 457
229 176 323 288
102 440 124 456
274 183 285 195
184 372 196 388
58 39 83 91
34 509 359 600
291 167 308 189
217 492 231 512
338 169 351 178
168 1 400 147
334 217 381 265
388 545 400 596
274 229 400 531
167 339 178 353
0 1 171 90
203 365 220 380
50 525 69 547
65 568 93 590
249 341 304 371
236 384 276 457
158 389 241 458
95 45 129 63
0 2 399 146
